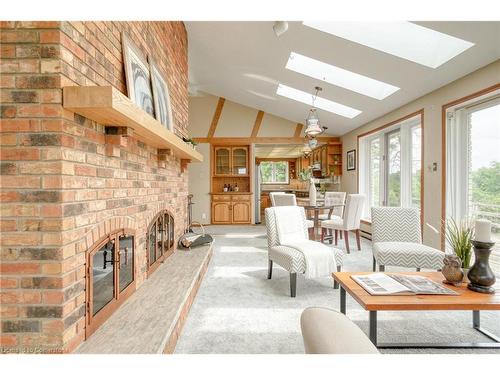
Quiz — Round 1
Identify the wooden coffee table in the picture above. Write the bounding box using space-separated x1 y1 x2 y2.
333 272 500 349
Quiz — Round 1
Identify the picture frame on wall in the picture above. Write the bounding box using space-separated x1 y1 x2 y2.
122 32 155 117
346 149 356 171
149 58 174 132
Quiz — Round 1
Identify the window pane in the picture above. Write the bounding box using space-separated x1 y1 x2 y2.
274 162 287 182
260 161 288 183
411 126 422 208
369 138 381 207
260 162 273 183
387 131 401 206
468 103 500 275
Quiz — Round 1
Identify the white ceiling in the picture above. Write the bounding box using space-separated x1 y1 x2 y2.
186 21 500 136
255 144 306 158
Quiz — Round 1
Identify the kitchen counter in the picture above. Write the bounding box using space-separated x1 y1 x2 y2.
210 192 253 195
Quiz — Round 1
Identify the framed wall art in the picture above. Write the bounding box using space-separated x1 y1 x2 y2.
346 149 356 171
122 33 155 117
149 58 174 131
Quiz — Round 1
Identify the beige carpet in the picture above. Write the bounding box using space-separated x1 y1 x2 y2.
175 225 500 354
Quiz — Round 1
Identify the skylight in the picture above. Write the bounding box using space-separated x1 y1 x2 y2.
302 21 474 69
276 84 362 119
286 52 399 100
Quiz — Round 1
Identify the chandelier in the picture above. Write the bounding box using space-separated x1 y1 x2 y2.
304 86 325 137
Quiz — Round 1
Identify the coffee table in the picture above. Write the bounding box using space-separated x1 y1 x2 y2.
333 271 500 349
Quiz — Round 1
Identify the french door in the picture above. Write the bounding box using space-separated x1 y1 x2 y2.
86 229 136 337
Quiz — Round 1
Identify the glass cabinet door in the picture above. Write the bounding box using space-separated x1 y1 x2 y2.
232 147 248 175
215 147 231 175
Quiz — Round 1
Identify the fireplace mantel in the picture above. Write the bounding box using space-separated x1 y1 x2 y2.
63 86 203 163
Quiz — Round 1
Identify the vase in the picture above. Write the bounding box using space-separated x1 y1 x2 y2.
309 179 317 206
461 268 469 283
441 254 464 285
467 240 496 294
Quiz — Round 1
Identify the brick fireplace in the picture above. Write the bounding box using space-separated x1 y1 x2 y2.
1 21 191 353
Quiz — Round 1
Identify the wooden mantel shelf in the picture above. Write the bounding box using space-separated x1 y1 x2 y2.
63 86 203 163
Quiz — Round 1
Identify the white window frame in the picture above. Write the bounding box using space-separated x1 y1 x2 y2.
359 115 422 219
446 94 500 223
260 161 290 185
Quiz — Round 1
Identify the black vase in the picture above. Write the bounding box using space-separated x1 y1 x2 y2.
467 240 496 294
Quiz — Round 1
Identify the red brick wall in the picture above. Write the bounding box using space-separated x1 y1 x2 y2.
1 21 190 353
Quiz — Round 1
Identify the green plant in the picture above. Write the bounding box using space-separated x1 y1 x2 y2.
444 217 475 269
298 167 312 181
183 137 198 146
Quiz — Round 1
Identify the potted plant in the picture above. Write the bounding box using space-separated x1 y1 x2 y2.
298 167 312 181
444 217 475 281
183 137 198 149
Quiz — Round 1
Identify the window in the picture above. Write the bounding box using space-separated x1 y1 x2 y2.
446 94 500 275
260 161 289 184
359 114 422 218
285 52 399 100
302 21 474 69
276 84 361 119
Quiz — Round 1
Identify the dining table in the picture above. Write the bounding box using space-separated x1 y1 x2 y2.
301 203 345 241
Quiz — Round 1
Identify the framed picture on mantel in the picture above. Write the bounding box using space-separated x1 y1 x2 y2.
149 58 174 132
122 32 155 117
347 149 356 171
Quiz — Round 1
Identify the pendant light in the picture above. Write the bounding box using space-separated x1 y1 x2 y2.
304 86 324 137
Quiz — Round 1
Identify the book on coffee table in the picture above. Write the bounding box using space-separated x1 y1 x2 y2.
351 273 459 296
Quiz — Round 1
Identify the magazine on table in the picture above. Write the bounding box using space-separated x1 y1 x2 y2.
351 273 459 296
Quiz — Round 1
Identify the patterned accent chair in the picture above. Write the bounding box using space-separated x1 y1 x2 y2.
371 207 444 271
320 194 365 253
265 207 343 297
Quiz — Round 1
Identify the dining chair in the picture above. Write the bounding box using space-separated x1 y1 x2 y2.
320 194 365 253
270 192 296 206
318 192 346 221
269 193 315 237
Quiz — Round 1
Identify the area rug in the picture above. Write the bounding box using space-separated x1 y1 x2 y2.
175 225 500 354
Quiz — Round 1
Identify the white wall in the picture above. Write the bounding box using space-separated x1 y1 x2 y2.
340 60 500 249
187 94 301 224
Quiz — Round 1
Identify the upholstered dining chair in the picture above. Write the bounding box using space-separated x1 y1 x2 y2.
320 194 365 253
318 191 346 221
270 192 295 206
269 193 315 238
265 206 343 297
370 207 444 272
301 307 379 354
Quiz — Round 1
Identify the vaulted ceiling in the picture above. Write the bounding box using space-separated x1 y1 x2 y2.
186 21 500 136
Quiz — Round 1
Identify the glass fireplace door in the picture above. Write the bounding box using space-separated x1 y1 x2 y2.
87 229 136 337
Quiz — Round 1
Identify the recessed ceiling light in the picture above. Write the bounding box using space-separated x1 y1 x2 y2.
286 52 399 100
303 21 474 69
276 84 361 119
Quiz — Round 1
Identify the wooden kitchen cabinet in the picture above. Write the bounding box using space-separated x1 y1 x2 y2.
214 147 231 175
211 194 252 224
212 201 232 224
232 201 251 223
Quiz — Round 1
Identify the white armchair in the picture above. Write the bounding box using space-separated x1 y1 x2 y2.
265 206 343 297
301 307 379 354
370 207 444 271
320 194 365 253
